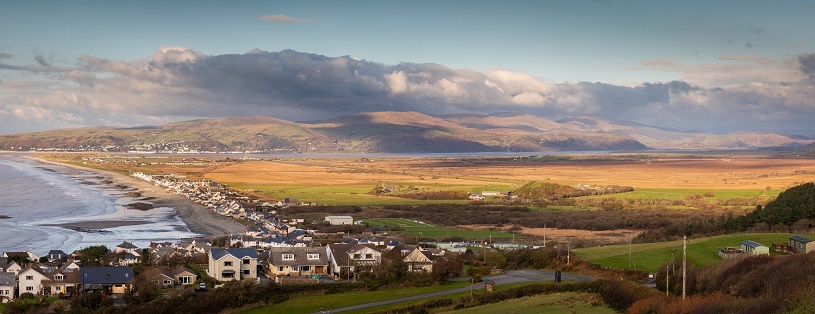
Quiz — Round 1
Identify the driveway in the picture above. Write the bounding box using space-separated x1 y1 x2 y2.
314 270 593 313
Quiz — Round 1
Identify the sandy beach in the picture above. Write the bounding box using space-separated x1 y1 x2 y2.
31 156 247 237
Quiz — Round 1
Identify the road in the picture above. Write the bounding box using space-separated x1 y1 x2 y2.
313 270 594 313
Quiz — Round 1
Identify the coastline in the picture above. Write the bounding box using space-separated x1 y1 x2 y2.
29 156 247 237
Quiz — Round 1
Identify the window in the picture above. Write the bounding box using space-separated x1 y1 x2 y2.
56 286 62 291
365 254 372 259
282 254 294 261
301 266 310 272
307 253 319 260
26 275 33 280
224 261 233 267
353 253 361 259
291 266 299 272
243 259 251 265
179 276 190 284
26 286 33 291
55 275 63 280
243 269 250 275
278 266 284 272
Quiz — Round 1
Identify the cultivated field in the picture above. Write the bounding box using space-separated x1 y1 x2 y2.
363 218 522 241
573 233 796 273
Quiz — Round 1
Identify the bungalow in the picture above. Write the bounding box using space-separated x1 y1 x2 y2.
740 240 770 256
267 247 329 278
788 235 815 253
325 216 354 225
0 272 16 302
80 266 134 294
143 268 175 288
207 248 258 282
171 266 197 286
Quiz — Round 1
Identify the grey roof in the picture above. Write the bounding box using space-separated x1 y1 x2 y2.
789 235 813 243
0 272 15 286
117 241 138 249
268 247 328 267
210 248 258 260
740 240 766 248
80 266 134 288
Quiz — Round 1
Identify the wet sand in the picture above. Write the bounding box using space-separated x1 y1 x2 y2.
31 157 247 237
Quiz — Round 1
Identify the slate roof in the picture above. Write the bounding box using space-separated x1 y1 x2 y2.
328 243 378 267
80 266 134 289
740 240 766 248
268 247 328 267
789 235 813 243
0 272 15 286
210 248 258 260
117 241 138 249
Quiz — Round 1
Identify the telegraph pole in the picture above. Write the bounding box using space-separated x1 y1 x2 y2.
682 235 687 300
628 232 633 270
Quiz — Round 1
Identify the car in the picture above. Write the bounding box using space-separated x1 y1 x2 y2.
198 282 207 289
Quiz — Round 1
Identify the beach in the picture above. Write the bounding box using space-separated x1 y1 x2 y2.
31 156 247 237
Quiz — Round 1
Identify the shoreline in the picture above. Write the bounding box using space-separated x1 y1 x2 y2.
29 156 247 237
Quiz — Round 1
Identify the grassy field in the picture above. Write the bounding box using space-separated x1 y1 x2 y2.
580 188 782 201
574 233 796 273
440 292 614 314
239 281 470 314
363 218 523 240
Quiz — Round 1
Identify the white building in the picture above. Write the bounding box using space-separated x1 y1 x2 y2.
325 216 354 225
207 248 258 282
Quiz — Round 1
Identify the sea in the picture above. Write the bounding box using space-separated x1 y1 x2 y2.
0 153 199 256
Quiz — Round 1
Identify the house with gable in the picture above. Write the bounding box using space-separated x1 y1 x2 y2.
326 243 381 280
0 258 22 275
46 250 68 263
267 247 329 278
403 247 438 272
18 267 48 295
0 272 16 302
207 248 258 282
41 265 80 296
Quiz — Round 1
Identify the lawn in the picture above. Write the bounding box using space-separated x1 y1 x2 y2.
439 292 614 314
574 233 796 273
579 188 781 201
363 218 523 241
239 281 470 314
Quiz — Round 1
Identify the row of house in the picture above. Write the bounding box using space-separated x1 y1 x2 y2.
0 258 135 302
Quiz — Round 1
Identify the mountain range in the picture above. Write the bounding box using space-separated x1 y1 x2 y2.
0 112 811 153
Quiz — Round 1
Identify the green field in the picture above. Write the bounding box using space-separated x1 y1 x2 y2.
440 292 614 314
574 233 796 273
580 188 781 201
228 182 473 206
239 281 470 314
363 218 524 241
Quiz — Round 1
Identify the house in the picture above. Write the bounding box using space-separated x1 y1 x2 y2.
403 247 437 272
0 272 16 302
142 268 175 287
170 266 197 286
740 240 770 256
143 266 197 287
115 241 140 254
326 244 381 280
80 266 134 294
41 266 80 296
46 250 68 263
788 235 815 253
267 247 329 278
2 251 39 263
18 267 48 295
0 258 22 275
207 248 258 282
325 216 354 225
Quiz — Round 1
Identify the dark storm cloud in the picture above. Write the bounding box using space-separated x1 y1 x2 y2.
5 47 815 134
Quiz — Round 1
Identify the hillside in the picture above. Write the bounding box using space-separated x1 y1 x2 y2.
0 111 809 153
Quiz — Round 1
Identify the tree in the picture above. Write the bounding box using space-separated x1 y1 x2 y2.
369 255 407 284
79 245 109 266
484 251 507 269
431 258 463 284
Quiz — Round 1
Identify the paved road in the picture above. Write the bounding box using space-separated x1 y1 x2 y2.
313 270 594 313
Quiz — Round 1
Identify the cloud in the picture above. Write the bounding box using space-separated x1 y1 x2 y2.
0 52 11 59
258 14 313 23
4 47 815 134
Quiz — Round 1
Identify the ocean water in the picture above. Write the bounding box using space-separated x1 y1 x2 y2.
0 154 199 256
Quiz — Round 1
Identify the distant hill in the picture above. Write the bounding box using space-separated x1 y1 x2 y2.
0 111 810 153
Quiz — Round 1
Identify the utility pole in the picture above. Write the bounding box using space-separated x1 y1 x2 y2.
682 235 687 300
543 223 546 247
567 240 571 265
665 264 669 297
628 232 633 270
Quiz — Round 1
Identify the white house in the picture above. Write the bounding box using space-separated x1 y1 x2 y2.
18 268 48 295
0 258 22 275
325 216 354 225
326 243 381 280
0 272 15 302
207 248 258 282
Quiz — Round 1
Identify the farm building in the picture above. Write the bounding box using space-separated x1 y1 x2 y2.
325 216 354 225
788 235 815 253
740 240 769 256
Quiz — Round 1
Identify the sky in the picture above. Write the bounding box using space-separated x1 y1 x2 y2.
2 0 815 134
